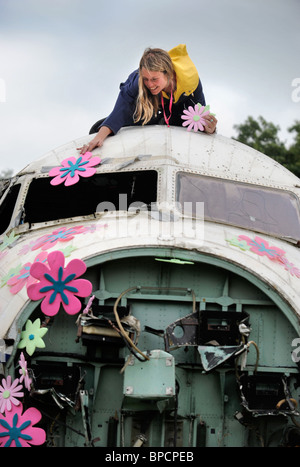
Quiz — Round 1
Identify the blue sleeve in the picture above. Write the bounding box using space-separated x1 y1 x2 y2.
192 79 206 106
100 70 139 134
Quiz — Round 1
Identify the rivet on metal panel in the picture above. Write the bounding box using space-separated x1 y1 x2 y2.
166 357 173 366
126 386 134 395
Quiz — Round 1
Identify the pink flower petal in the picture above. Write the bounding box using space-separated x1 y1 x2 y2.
27 282 44 301
65 172 80 186
79 168 97 178
40 291 61 316
62 293 84 315
47 250 65 270
64 258 87 278
61 156 77 167
69 278 93 297
181 115 193 121
182 120 192 127
29 261 49 280
9 396 22 407
86 156 101 167
50 174 65 186
48 167 63 177
201 110 210 117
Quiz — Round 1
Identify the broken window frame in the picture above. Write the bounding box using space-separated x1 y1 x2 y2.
0 182 21 235
20 169 158 225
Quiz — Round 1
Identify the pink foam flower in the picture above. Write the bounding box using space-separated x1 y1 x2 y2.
32 226 85 251
181 103 211 132
18 353 32 391
238 235 286 261
0 376 24 414
49 152 101 186
7 251 48 294
278 256 300 278
27 250 92 316
0 403 46 447
18 240 38 255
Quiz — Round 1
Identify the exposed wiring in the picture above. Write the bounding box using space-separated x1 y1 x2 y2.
246 340 260 372
276 398 298 410
113 286 150 361
113 285 197 362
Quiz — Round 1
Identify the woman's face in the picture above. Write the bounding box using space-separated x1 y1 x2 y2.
141 68 169 95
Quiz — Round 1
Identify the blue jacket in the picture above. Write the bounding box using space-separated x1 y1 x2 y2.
100 70 206 134
100 44 206 134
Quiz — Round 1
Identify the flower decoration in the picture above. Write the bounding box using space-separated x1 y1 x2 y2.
238 235 285 261
0 403 46 447
226 237 251 251
278 256 300 278
32 226 85 251
18 353 32 391
83 295 95 314
0 376 24 414
49 152 101 186
18 223 107 255
7 251 48 295
81 223 108 234
18 240 38 256
0 230 20 252
58 244 77 257
227 233 300 279
18 318 48 356
27 250 92 316
0 264 23 289
181 103 212 132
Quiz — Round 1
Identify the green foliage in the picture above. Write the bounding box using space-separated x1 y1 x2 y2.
233 116 300 178
0 169 13 180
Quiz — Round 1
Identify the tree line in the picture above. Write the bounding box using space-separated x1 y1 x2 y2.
233 116 300 178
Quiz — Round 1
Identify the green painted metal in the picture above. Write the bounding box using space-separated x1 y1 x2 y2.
8 247 300 447
123 350 175 399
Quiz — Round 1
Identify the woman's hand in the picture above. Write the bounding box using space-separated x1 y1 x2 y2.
203 114 218 134
78 126 112 154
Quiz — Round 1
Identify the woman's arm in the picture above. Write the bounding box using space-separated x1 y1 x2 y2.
79 71 139 154
79 125 112 154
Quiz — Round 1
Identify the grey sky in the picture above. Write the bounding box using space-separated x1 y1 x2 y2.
0 0 299 174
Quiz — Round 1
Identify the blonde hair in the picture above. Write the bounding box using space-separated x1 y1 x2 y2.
134 48 174 125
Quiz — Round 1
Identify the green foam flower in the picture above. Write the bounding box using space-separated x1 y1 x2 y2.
0 230 20 252
18 318 48 356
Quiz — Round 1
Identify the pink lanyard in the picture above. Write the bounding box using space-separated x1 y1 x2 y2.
161 91 173 127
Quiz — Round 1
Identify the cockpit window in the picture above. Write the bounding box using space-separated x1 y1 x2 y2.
23 170 157 224
0 183 21 235
176 172 300 241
